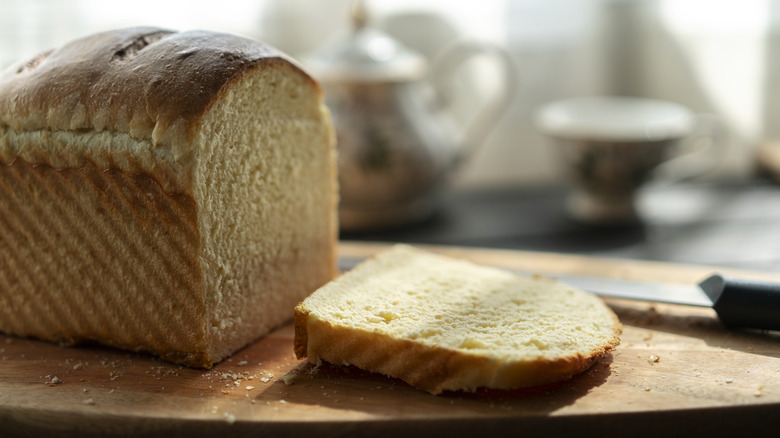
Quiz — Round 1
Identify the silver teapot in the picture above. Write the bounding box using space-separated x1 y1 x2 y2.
305 3 517 231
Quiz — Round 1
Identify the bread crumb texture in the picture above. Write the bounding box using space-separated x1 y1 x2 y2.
295 245 621 394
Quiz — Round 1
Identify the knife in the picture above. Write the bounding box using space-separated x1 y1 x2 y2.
338 257 780 332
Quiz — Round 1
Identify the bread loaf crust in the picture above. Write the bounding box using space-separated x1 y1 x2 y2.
0 28 338 368
0 27 317 193
0 159 210 365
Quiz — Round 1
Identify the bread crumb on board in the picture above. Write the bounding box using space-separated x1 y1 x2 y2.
44 375 63 386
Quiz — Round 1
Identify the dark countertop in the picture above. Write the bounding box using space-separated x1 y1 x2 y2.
341 178 780 273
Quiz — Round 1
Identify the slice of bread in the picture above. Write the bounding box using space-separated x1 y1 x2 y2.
0 27 338 368
294 245 621 394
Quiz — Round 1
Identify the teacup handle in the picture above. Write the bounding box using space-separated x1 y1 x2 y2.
429 39 519 160
651 113 726 184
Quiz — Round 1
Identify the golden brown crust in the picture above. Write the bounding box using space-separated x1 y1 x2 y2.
0 27 316 177
298 313 619 394
293 306 310 360
0 159 212 366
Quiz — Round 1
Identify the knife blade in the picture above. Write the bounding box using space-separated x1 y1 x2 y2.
338 256 780 332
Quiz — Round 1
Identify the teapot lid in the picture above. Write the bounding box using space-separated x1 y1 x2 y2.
304 1 428 82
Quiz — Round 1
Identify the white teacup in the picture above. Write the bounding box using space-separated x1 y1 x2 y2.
536 96 721 224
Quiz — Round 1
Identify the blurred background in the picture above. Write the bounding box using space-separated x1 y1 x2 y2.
4 0 778 188
3 0 780 270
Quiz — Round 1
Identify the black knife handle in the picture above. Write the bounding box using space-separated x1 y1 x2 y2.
699 274 780 331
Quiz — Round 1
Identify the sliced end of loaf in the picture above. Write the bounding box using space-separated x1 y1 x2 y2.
194 61 338 364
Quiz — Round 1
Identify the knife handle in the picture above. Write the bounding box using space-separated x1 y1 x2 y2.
699 274 780 331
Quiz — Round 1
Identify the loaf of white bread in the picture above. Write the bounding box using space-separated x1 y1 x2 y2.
295 245 621 394
0 27 338 368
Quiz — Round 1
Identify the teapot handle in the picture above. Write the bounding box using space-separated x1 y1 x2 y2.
430 39 519 160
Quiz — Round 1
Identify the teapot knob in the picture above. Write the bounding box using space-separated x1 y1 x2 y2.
351 0 368 31
302 0 427 83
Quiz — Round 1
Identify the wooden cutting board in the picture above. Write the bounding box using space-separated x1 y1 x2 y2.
2 241 780 437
